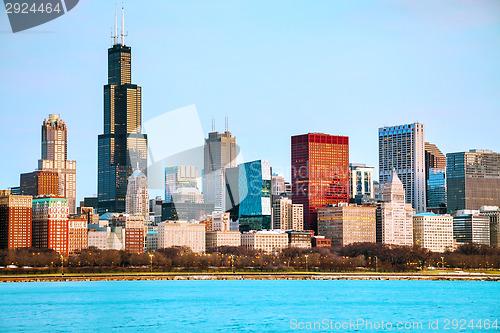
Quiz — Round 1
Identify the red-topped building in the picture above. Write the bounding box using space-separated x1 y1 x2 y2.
291 133 349 233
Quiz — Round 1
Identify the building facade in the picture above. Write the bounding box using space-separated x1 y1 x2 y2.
447 150 500 212
241 230 289 253
203 131 237 212
376 169 415 246
205 231 241 251
291 133 349 232
20 171 58 197
38 115 77 213
125 169 149 218
286 231 312 248
412 213 453 252
379 123 426 213
480 206 500 248
157 221 205 253
425 142 446 210
272 197 304 231
98 39 148 214
349 163 374 199
317 204 376 246
32 197 70 255
165 166 199 203
453 211 490 246
0 190 32 249
68 217 88 254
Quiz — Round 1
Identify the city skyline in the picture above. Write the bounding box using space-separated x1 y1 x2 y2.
1 1 500 204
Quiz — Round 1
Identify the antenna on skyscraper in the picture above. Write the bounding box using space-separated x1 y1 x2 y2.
225 116 228 132
121 5 127 45
212 118 215 132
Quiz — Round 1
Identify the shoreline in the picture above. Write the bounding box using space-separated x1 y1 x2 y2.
1 272 499 283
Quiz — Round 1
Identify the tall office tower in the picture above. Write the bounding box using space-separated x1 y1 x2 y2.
165 166 199 203
412 213 453 253
272 197 304 231
68 216 88 254
271 174 286 196
20 171 58 197
32 197 70 255
125 170 149 218
291 133 349 233
37 114 77 214
317 204 376 246
447 149 500 212
349 163 374 199
203 131 237 212
453 211 490 246
0 190 32 249
237 160 272 231
425 142 446 211
376 169 415 246
98 21 147 214
479 206 500 248
379 123 426 213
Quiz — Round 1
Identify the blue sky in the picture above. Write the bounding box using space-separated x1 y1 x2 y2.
1 0 499 203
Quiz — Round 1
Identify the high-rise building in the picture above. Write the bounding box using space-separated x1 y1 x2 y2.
479 206 500 248
412 213 453 253
425 142 447 211
425 142 446 172
112 214 146 253
379 123 426 213
203 131 237 212
317 204 376 246
271 174 287 196
32 197 70 255
20 171 58 197
125 169 149 218
446 150 500 212
453 211 490 246
237 160 272 231
0 190 32 249
376 169 415 246
98 28 147 214
165 166 199 203
272 197 304 231
291 133 349 233
37 114 77 214
68 217 88 254
349 163 374 199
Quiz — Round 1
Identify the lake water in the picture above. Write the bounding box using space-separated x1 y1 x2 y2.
0 280 498 332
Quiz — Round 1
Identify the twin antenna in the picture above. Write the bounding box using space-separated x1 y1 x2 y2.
111 4 127 46
211 117 229 132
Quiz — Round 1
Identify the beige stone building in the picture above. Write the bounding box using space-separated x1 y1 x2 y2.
317 204 376 246
206 231 241 251
377 169 415 246
158 221 205 253
413 213 453 252
241 230 289 253
272 197 303 231
68 217 88 254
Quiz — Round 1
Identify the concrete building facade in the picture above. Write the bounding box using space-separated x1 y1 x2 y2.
413 213 453 252
0 190 32 249
158 221 205 253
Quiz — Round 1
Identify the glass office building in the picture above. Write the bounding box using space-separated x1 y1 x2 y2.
427 168 446 209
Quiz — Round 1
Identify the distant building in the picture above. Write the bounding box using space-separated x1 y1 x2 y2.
349 163 374 199
171 187 204 204
125 170 149 218
146 231 158 251
447 149 500 212
165 166 199 203
112 214 145 253
312 236 331 247
272 197 303 231
161 202 214 221
412 213 453 253
20 171 58 197
376 169 415 246
425 143 446 210
317 204 376 246
291 133 349 232
212 212 231 231
87 224 109 250
68 217 88 254
453 211 490 246
157 221 205 253
271 174 287 195
480 206 500 248
203 131 237 212
379 123 426 213
0 190 32 249
205 231 241 251
149 196 164 224
286 230 312 249
241 230 288 253
38 114 77 213
32 197 70 255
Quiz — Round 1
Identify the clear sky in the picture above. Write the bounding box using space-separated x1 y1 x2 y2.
1 0 499 203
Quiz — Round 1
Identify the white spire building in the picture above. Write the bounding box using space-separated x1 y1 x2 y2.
377 169 415 246
125 169 149 218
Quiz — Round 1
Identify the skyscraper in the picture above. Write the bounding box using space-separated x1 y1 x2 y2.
32 197 70 255
376 169 415 246
98 18 147 214
38 114 77 213
291 133 349 232
447 149 500 212
0 190 32 249
203 131 237 212
379 123 426 213
125 169 149 218
425 142 446 211
165 166 199 203
349 163 374 199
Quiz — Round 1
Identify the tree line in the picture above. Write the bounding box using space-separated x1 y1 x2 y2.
0 243 499 273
